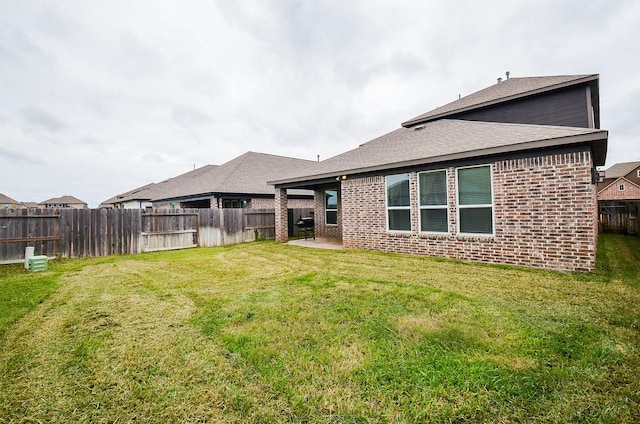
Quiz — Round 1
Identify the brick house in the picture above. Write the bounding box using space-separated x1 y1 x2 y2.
271 74 608 271
597 161 640 234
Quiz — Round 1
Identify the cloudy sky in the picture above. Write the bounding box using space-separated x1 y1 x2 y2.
1 0 639 207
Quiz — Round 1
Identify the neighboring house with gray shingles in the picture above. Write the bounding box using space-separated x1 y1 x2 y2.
100 182 161 209
0 193 19 209
99 165 220 209
271 74 608 271
38 195 88 209
150 152 317 209
100 165 221 209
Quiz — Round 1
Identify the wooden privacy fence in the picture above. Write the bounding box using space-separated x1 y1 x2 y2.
0 208 308 263
599 201 639 235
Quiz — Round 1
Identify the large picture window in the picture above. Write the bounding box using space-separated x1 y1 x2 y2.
386 174 411 231
457 165 493 235
419 170 448 233
325 190 338 225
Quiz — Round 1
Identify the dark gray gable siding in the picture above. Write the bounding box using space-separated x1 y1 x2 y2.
624 166 640 186
448 85 590 128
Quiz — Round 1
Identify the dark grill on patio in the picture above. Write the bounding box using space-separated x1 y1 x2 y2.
295 217 315 240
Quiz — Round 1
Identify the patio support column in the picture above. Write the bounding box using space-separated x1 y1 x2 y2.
275 187 288 243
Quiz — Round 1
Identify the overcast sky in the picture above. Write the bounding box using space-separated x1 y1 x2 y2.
1 0 639 207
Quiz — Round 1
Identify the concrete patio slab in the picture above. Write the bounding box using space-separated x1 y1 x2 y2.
286 238 344 250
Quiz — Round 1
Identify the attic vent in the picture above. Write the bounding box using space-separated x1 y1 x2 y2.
414 124 426 131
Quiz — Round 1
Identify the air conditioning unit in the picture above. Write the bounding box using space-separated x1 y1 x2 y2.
28 255 48 272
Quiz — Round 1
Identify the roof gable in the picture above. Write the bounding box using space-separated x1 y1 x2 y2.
402 74 599 128
597 176 640 200
0 193 18 204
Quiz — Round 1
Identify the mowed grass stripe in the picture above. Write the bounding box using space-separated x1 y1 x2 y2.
0 234 639 423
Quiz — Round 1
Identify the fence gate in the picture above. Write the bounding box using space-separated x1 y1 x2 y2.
140 211 199 252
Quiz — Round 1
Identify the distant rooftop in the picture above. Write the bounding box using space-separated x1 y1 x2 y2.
39 195 87 205
604 161 640 178
0 193 18 204
152 152 319 202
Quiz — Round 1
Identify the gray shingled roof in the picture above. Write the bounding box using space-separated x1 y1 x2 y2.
101 182 161 205
271 119 608 186
101 165 220 205
39 195 87 205
152 152 319 201
0 193 18 204
402 74 599 128
604 161 640 178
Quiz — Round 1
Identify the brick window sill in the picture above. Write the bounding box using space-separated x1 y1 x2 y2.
456 234 496 242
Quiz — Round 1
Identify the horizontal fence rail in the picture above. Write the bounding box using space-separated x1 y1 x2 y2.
0 207 309 263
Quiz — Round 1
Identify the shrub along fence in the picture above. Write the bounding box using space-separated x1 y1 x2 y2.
0 208 312 263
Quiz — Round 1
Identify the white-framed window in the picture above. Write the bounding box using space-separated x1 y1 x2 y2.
637 169 640 178
619 184 625 191
386 174 411 231
418 169 448 233
456 165 494 235
325 189 338 225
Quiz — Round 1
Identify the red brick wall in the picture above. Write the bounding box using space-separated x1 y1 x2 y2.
274 188 288 243
287 198 316 209
249 198 273 209
314 187 342 240
230 198 315 209
341 151 598 271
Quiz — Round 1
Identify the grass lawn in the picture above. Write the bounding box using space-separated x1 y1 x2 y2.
1 233 639 423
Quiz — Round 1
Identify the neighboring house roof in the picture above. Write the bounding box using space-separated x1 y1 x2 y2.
101 182 160 206
271 119 608 187
152 152 319 201
0 193 18 204
604 161 640 178
402 74 599 128
20 202 38 209
39 195 87 205
100 165 220 207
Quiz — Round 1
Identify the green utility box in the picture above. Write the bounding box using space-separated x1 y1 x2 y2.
28 255 48 272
